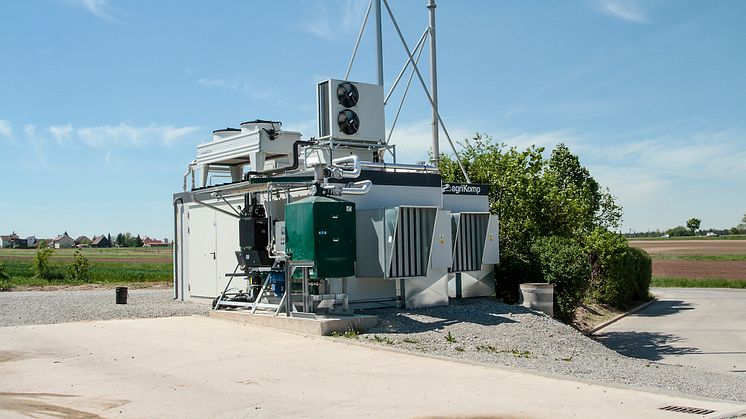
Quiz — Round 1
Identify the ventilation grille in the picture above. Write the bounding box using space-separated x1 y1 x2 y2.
659 405 715 415
451 213 489 272
318 81 330 138
388 207 436 278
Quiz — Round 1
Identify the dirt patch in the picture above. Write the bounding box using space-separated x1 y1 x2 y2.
632 240 746 256
0 393 103 418
653 260 746 280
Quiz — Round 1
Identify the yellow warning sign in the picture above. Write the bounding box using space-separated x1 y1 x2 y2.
488 233 494 241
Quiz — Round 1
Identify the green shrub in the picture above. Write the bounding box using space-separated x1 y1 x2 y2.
0 263 11 291
629 246 652 300
32 246 56 280
66 249 90 282
531 236 591 322
494 250 541 304
586 229 652 308
0 263 8 281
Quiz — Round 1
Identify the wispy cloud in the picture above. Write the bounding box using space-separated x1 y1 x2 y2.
305 0 368 42
68 0 120 23
595 0 648 23
48 123 201 149
0 119 11 138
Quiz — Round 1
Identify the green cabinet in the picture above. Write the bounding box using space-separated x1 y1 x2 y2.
285 196 356 278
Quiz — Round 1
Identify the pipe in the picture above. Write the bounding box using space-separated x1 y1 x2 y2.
360 161 438 172
245 140 315 179
428 0 440 164
331 155 362 179
183 160 196 191
342 179 372 195
172 197 183 300
375 0 384 86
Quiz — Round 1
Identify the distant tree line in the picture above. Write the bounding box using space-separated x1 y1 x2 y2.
114 233 144 247
626 213 746 237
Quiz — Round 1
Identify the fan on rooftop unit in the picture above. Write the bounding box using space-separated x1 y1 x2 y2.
337 82 359 107
337 109 360 135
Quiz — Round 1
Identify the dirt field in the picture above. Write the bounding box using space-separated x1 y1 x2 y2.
631 240 746 255
631 240 746 280
652 260 746 280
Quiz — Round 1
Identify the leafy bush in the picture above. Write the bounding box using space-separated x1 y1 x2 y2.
629 246 652 300
586 229 652 308
531 236 591 322
32 246 56 280
495 250 541 304
66 249 90 282
0 263 11 291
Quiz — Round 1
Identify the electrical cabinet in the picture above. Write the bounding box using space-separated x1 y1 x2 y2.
285 196 356 278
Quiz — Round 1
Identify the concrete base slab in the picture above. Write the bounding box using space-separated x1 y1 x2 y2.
1 316 744 418
209 310 378 335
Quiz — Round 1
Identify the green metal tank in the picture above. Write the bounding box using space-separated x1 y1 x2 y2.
285 195 356 278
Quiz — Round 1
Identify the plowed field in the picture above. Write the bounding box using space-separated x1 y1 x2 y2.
631 240 746 280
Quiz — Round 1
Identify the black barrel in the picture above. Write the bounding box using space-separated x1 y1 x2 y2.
115 287 128 304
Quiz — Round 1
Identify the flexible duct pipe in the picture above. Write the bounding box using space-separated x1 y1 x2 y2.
331 155 362 178
342 179 373 195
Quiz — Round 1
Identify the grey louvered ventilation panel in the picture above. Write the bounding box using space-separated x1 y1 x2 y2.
388 207 437 278
451 213 490 272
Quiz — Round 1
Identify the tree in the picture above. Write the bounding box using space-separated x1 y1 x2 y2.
439 135 621 253
438 135 638 310
115 233 125 247
686 218 701 236
742 213 746 225
134 234 144 248
667 226 693 237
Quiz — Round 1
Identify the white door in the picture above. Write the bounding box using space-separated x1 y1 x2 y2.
187 205 217 298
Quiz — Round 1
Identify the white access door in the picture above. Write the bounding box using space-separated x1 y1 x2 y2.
187 205 218 298
214 201 241 295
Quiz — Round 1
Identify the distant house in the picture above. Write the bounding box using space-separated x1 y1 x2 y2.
91 235 111 248
52 233 75 249
26 236 37 248
1 233 24 248
75 235 91 247
0 234 15 248
143 237 168 247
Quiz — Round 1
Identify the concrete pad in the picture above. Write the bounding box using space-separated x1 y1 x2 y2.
0 316 743 418
596 287 746 373
209 310 378 335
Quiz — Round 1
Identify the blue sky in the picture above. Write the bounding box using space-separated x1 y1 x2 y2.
1 0 744 239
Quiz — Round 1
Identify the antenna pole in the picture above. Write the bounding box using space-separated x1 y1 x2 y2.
375 0 384 86
428 0 439 164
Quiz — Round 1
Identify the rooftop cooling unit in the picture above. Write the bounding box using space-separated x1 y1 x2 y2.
317 79 385 143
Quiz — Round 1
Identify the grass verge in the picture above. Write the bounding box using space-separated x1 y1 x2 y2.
0 259 172 291
652 276 746 289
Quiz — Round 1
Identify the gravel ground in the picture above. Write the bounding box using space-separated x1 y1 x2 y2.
0 289 210 327
355 298 746 403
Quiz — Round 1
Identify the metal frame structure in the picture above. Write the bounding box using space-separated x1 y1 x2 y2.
345 0 470 181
